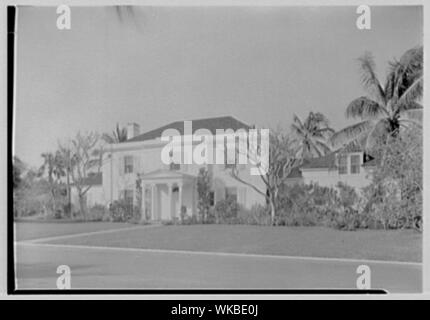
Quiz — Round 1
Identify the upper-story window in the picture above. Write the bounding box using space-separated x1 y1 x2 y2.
169 150 180 170
350 155 361 174
338 154 348 175
124 155 134 173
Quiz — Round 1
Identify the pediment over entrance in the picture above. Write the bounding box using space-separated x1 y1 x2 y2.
140 169 196 182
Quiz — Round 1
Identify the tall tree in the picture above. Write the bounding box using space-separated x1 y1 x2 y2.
57 143 74 217
69 132 104 219
231 129 301 225
291 112 334 159
331 46 423 150
197 167 212 223
38 151 65 214
102 123 128 144
12 156 25 189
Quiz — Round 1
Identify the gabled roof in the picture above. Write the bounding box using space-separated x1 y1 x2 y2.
301 153 337 170
300 150 377 170
125 116 251 143
140 169 196 181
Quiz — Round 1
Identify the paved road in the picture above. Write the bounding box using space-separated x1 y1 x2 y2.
15 242 421 293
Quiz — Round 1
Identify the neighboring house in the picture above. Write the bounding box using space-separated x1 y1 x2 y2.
102 116 266 221
71 172 105 209
285 144 377 191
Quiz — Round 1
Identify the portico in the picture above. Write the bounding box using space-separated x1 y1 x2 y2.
139 169 196 221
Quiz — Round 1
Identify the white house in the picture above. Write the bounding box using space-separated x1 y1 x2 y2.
286 144 377 191
101 116 266 221
74 116 377 220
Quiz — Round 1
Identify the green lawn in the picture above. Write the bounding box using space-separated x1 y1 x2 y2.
27 223 423 262
15 221 132 241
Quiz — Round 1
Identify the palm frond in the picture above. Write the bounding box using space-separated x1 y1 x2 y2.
358 52 386 105
330 120 373 148
400 109 423 123
396 74 423 108
346 96 387 120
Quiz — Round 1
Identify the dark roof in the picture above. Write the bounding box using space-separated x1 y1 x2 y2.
79 172 102 186
300 151 377 170
301 153 337 169
125 116 251 143
286 166 303 179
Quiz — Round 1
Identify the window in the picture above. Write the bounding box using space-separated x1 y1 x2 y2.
124 156 133 173
169 150 180 170
338 154 348 175
225 187 237 202
350 155 361 174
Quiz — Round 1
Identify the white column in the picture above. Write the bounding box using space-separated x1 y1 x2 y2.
191 181 196 217
178 182 183 217
140 183 146 222
151 184 156 220
167 183 173 220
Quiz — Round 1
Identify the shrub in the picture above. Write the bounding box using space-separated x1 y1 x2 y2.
275 182 367 230
88 204 107 221
109 199 136 222
214 196 239 224
237 204 270 225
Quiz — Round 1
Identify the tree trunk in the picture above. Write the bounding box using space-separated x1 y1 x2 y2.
269 198 276 226
78 193 87 220
66 170 71 218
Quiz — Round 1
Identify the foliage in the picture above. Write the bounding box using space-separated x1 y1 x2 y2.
291 112 334 158
331 46 423 150
231 128 301 225
13 156 25 189
102 123 128 144
69 131 104 218
362 128 422 230
197 167 212 223
237 204 270 225
214 196 240 224
108 199 136 222
88 204 107 221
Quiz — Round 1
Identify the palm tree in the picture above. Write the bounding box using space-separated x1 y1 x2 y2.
291 112 334 159
39 152 66 214
331 46 423 150
102 123 128 144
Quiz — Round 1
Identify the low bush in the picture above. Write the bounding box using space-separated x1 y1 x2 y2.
237 204 270 225
87 204 107 221
214 196 240 224
108 199 138 222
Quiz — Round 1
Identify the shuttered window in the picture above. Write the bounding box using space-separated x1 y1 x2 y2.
124 156 133 173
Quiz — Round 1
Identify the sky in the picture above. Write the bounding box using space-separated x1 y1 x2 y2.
14 6 423 167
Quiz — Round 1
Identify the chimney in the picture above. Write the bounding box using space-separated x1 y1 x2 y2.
127 122 140 140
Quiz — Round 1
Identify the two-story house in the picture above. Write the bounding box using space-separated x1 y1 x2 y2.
102 116 266 221
75 116 377 220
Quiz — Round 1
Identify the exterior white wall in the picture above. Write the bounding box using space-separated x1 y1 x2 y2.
71 185 105 209
300 152 374 192
102 137 267 212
